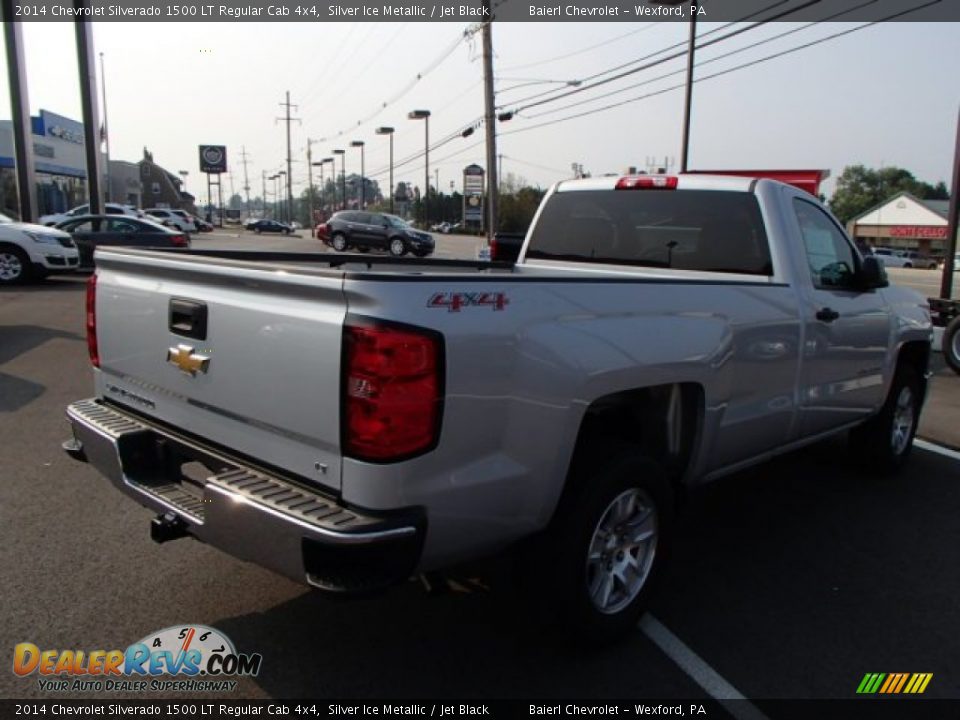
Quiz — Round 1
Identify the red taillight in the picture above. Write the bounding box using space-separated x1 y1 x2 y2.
86 273 99 368
316 223 328 240
343 323 443 461
615 175 678 190
171 234 188 247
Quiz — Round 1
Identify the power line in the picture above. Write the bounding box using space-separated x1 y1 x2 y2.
306 30 469 144
522 0 881 120
499 0 941 140
306 24 409 110
505 0 823 116
497 23 659 73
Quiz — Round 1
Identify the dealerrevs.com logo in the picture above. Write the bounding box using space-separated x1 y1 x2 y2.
13 625 262 693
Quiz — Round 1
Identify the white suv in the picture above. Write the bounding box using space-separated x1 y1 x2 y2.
39 203 142 227
0 211 78 284
145 208 197 233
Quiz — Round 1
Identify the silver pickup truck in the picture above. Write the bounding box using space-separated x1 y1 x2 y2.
64 174 931 640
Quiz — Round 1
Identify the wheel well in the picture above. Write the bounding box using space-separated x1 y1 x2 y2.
896 341 931 400
0 242 27 256
559 383 703 510
897 340 930 377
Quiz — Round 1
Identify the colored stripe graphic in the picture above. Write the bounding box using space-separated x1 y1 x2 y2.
857 673 932 694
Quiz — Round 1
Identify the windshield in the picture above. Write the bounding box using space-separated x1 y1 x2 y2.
384 215 410 229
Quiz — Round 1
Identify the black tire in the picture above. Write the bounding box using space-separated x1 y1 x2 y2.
0 245 34 285
254 229 261 234
283 229 290 235
520 450 673 644
943 316 960 375
388 237 407 257
849 365 922 473
331 234 348 252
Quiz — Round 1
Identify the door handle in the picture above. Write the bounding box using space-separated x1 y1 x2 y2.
169 298 208 340
816 307 840 323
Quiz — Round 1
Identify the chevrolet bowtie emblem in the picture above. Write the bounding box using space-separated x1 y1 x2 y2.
166 344 210 376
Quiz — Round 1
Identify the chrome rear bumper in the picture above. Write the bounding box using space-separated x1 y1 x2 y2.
64 399 424 592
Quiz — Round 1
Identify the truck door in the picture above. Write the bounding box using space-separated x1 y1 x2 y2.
786 190 892 437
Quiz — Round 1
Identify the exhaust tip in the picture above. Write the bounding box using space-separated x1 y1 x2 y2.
150 512 190 544
62 438 87 463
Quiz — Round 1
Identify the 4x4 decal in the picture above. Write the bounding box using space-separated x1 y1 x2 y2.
427 292 509 312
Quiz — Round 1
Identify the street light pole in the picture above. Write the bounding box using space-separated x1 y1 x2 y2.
408 110 431 226
99 52 111 202
350 140 365 209
376 127 395 215
333 149 346 210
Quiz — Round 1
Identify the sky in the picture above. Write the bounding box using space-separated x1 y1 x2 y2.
0 18 958 201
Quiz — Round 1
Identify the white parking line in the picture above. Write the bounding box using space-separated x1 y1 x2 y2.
915 438 960 462
639 614 771 720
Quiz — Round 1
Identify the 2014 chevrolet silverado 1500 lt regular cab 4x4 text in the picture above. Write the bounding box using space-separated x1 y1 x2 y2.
63 174 932 640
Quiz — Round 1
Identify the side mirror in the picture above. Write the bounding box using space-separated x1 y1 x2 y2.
859 255 888 290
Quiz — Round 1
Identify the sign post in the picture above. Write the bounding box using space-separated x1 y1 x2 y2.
463 164 485 233
199 145 227 227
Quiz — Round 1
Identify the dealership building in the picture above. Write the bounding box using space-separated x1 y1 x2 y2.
0 108 192 218
847 192 952 256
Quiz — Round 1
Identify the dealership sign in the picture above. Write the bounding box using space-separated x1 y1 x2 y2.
888 226 947 239
199 145 227 174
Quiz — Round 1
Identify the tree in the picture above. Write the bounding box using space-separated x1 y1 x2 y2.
829 165 949 225
497 173 546 233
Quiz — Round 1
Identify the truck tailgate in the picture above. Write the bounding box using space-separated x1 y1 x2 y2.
92 250 345 492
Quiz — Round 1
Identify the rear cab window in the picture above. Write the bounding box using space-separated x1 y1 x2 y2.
525 188 772 276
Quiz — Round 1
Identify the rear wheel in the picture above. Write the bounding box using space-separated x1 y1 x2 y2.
850 365 922 472
0 246 33 285
520 450 672 643
389 237 407 257
331 234 348 252
943 316 960 375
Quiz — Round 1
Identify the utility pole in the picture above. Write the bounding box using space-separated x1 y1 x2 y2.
75 12 104 217
239 146 252 217
261 170 267 218
277 91 300 223
306 138 315 228
99 52 111 202
940 108 960 299
481 2 498 243
2 4 38 222
679 15 697 172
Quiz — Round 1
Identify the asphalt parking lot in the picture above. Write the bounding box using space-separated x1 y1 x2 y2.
2 231 959 710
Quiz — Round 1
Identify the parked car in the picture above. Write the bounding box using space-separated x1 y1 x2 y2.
248 219 292 235
39 203 142 227
872 248 917 268
56 215 189 268
243 218 261 230
0 211 78 284
191 215 213 232
144 208 197 233
899 251 940 269
320 210 435 257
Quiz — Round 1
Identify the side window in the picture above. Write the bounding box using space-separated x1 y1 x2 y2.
355 213 373 224
793 199 858 289
108 219 138 232
65 220 95 233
